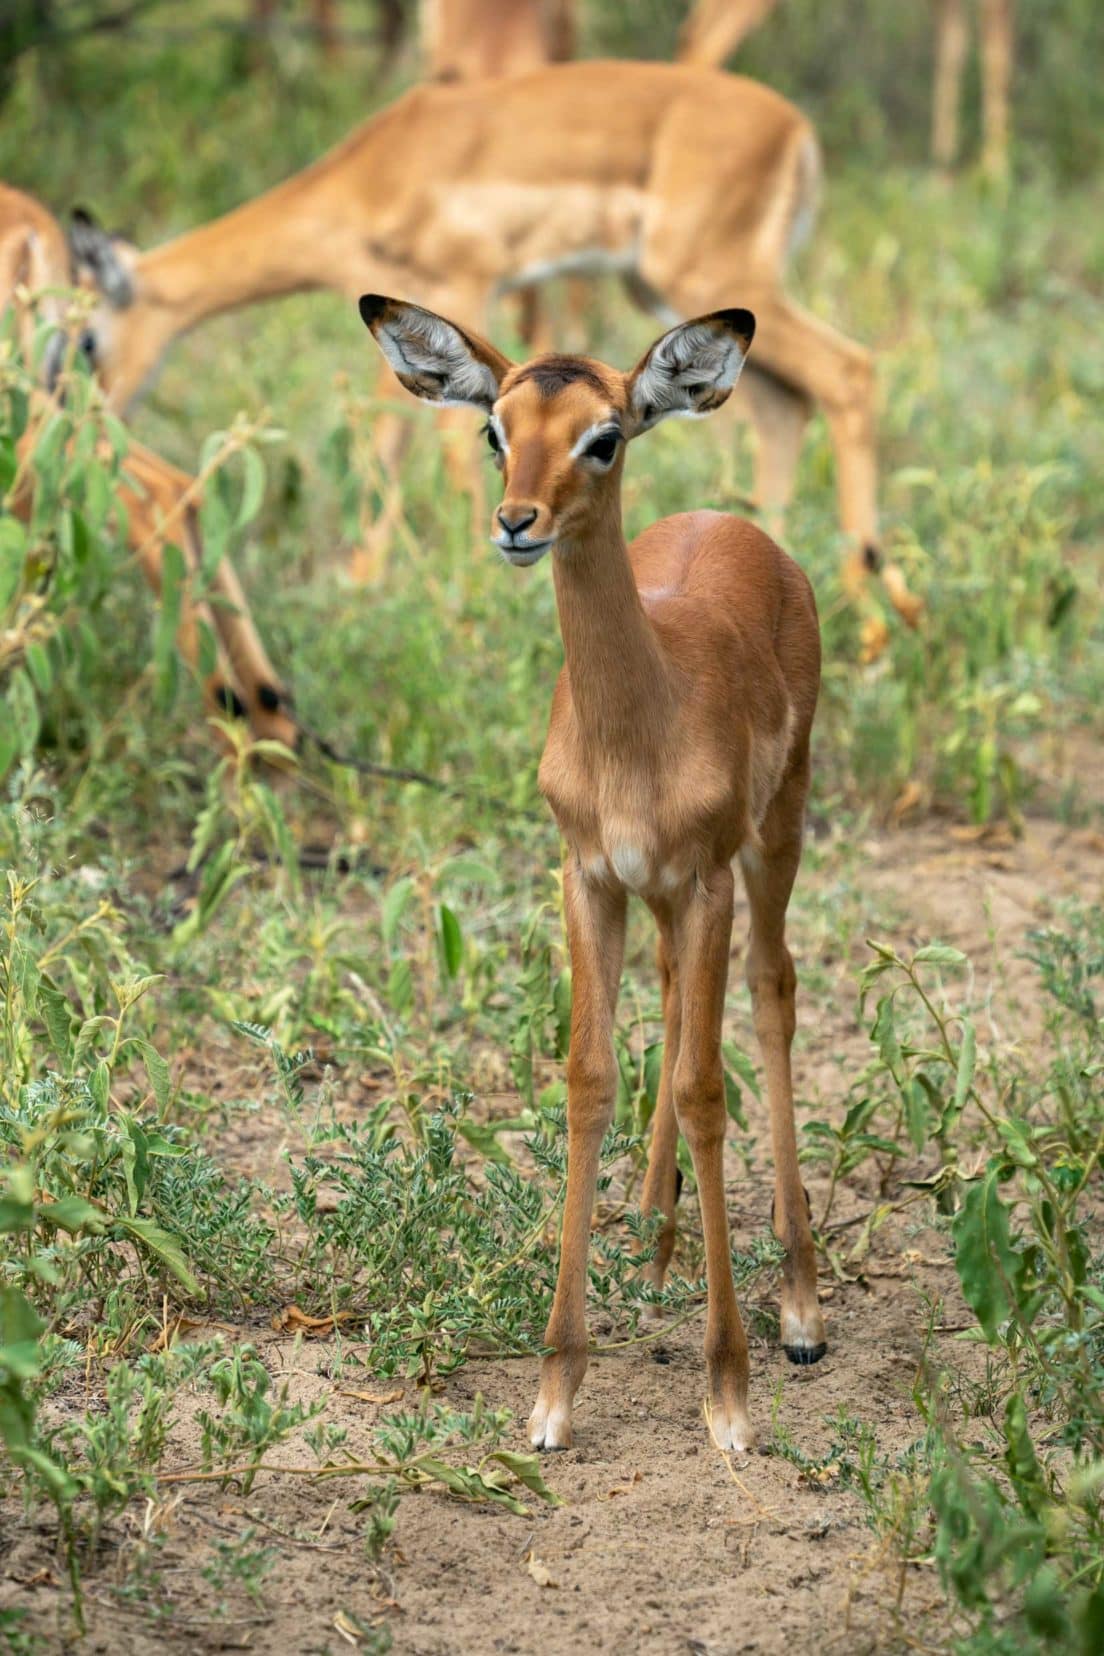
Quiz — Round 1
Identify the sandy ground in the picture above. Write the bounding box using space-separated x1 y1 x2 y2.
4 816 1103 1655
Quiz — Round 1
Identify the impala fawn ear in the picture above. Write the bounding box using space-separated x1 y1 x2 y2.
626 309 755 436
358 295 512 412
69 208 135 308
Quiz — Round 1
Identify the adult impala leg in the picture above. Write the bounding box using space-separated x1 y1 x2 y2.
529 863 627 1450
671 865 754 1452
734 365 812 541
350 363 416 584
639 922 682 1292
932 0 969 169
980 0 1014 181
204 548 298 747
743 290 923 636
740 771 826 1365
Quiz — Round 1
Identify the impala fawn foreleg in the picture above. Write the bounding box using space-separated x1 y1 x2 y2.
529 864 626 1451
669 864 754 1452
740 771 825 1364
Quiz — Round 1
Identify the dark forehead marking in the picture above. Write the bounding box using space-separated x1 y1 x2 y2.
510 355 610 399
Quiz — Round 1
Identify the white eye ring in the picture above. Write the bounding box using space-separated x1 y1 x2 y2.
571 422 622 467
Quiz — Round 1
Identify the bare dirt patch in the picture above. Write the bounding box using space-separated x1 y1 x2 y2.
5 816 1102 1655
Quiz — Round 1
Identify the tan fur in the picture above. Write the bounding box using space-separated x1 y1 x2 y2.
79 61 914 622
361 296 828 1451
0 183 294 750
421 0 572 82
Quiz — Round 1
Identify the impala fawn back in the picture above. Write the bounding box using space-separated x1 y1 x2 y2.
360 294 826 1452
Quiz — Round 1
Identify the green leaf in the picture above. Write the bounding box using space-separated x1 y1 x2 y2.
0 1288 44 1379
153 540 185 711
6 667 39 758
1003 1393 1045 1519
952 1168 1026 1342
552 968 572 1059
0 516 26 613
871 995 902 1077
37 982 73 1065
89 1059 111 1111
24 640 52 695
723 1067 747 1129
903 1076 931 1152
949 1019 977 1127
381 876 415 950
135 1040 172 1113
455 1118 514 1167
39 1195 105 1235
438 904 463 980
236 445 266 529
114 1216 199 1295
912 944 968 966
487 1450 564 1506
121 1116 150 1214
387 957 413 1017
722 1042 761 1100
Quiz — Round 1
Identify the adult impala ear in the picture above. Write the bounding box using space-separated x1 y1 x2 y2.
627 308 755 436
358 295 512 412
69 207 135 308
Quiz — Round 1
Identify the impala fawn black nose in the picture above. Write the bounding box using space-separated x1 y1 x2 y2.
497 505 538 537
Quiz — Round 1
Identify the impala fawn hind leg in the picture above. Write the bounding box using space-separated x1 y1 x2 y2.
671 866 754 1451
740 768 826 1365
639 924 682 1294
529 864 627 1450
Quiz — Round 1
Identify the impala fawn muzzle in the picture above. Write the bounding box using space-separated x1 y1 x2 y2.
360 293 826 1454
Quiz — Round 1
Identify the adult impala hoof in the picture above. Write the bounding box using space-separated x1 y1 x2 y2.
784 1339 828 1366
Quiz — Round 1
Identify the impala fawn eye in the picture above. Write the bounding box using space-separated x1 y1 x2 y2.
583 432 619 466
482 421 502 461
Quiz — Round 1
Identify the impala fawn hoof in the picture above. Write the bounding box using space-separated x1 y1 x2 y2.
708 1401 757 1454
527 1395 573 1451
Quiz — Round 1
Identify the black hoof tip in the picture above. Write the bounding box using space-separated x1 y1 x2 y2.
784 1341 827 1367
214 683 247 719
862 543 883 573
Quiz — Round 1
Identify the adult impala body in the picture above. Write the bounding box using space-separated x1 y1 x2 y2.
0 183 294 750
73 60 916 625
360 293 826 1451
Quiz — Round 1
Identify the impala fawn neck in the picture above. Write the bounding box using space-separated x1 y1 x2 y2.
551 497 674 762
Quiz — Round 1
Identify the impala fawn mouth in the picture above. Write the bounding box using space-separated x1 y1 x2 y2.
494 537 554 566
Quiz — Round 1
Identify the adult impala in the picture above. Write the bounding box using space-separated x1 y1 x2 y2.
72 60 918 628
360 292 826 1450
0 183 294 750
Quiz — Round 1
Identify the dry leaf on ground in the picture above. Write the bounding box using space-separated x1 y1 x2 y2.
335 1387 404 1406
272 1305 355 1335
526 1552 559 1588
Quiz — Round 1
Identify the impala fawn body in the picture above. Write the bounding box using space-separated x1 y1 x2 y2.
0 183 294 750
360 294 826 1451
71 61 916 626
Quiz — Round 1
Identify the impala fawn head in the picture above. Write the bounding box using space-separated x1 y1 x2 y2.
358 294 755 563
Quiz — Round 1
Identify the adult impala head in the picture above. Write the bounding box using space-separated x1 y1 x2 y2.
357 294 755 564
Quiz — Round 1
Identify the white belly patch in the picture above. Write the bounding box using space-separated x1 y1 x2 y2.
610 843 649 891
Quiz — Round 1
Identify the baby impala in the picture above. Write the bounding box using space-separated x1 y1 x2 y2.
360 294 825 1453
